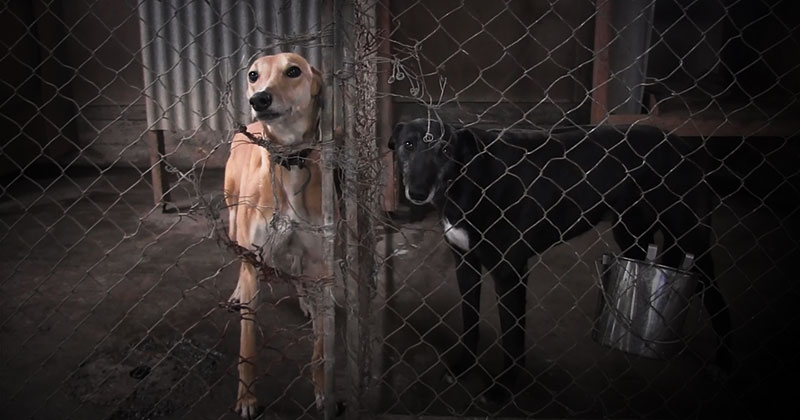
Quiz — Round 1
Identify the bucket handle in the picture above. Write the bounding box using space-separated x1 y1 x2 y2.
594 248 687 346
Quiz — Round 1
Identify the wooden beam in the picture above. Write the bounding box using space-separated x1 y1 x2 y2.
590 0 613 124
607 114 800 137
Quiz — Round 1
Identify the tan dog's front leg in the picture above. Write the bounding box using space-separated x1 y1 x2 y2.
228 279 242 305
311 311 325 411
295 277 325 410
236 262 260 419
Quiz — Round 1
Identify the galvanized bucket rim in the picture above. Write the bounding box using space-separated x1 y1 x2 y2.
599 254 696 277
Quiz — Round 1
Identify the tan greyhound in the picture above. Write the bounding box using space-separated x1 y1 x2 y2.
223 52 326 419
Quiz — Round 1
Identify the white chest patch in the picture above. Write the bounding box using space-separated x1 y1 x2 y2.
442 218 470 251
283 168 308 222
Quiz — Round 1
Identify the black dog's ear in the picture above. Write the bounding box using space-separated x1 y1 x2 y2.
453 128 480 161
455 127 479 143
388 122 405 150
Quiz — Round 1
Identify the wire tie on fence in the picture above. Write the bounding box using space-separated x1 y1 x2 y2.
424 110 434 143
218 300 247 312
388 58 398 84
434 110 445 142
394 58 405 81
437 75 447 107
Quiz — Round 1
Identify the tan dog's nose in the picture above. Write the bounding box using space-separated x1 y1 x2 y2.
249 91 272 112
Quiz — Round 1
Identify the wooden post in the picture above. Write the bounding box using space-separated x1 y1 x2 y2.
591 0 613 124
146 129 171 211
378 0 396 211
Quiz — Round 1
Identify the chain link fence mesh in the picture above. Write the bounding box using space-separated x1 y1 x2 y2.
1 1 335 419
1 0 799 419
370 0 799 418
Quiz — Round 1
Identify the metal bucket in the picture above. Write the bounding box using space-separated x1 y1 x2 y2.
593 244 698 359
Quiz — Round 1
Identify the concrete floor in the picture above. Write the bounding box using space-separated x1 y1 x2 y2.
0 168 321 420
1 164 799 419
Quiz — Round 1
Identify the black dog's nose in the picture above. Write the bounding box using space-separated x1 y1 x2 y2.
249 91 272 112
407 187 429 202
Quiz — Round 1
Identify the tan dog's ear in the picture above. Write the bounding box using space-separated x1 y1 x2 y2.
310 66 323 97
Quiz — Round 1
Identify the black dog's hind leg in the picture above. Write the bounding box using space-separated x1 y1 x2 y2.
664 222 733 375
484 255 529 403
445 248 482 384
695 251 733 374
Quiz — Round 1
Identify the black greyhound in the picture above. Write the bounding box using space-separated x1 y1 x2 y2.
388 119 732 401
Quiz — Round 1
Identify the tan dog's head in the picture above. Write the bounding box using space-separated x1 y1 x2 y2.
246 53 322 145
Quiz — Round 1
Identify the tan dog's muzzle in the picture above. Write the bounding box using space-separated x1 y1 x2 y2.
249 91 277 120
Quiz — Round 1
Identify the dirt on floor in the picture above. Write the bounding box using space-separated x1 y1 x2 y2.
0 167 323 420
1 165 799 419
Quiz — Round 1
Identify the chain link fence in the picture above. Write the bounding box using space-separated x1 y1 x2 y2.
1 1 799 420
1 1 336 419
371 1 800 419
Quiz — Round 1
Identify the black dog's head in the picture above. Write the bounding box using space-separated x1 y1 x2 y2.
388 118 477 206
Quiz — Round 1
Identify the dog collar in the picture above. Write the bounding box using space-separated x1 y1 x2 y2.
275 148 312 169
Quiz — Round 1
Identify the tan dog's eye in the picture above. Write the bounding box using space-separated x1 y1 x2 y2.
286 66 302 78
248 71 258 82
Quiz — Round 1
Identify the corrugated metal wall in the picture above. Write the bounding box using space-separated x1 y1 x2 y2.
137 0 323 130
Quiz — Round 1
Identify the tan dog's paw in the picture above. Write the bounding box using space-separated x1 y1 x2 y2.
228 281 242 305
235 391 260 419
314 388 324 411
219 283 245 312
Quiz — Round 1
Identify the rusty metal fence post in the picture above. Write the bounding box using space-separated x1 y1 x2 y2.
338 0 385 417
320 0 341 418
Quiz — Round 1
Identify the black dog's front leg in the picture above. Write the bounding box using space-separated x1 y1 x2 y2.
486 257 529 403
445 248 482 384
